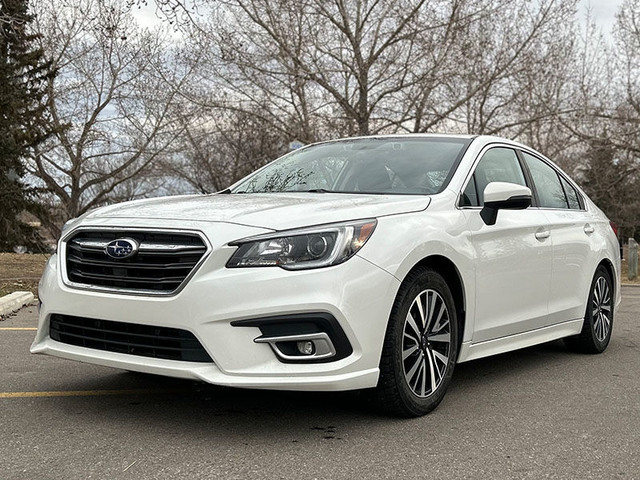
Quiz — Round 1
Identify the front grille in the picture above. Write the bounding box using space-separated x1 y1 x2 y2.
65 230 207 294
50 314 213 362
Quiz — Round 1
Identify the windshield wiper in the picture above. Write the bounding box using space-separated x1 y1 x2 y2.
230 188 338 194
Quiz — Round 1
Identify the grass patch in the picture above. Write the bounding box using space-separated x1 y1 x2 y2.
0 253 50 297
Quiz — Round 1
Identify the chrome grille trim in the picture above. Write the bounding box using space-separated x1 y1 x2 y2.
69 237 205 252
60 227 211 296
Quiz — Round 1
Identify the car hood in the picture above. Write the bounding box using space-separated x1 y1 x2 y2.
85 193 431 231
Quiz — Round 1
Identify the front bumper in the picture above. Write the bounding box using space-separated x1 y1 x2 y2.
31 220 400 391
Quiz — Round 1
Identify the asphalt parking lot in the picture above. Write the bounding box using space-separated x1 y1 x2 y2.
1 288 639 480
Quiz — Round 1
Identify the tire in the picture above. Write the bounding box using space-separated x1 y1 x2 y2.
564 266 614 354
375 267 459 417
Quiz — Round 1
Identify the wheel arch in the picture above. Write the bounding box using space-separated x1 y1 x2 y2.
597 257 616 306
402 255 467 353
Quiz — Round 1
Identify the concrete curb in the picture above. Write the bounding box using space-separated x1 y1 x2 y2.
0 291 35 317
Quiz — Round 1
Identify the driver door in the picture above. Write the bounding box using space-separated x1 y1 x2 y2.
461 147 553 343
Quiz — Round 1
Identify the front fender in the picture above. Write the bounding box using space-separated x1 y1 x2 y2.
357 203 476 343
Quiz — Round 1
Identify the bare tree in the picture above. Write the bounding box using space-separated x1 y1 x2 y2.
583 0 640 238
181 0 582 142
579 140 640 239
28 0 637 238
159 106 288 194
549 1 640 237
609 0 640 155
403 0 579 140
29 0 199 235
198 0 468 138
150 0 590 197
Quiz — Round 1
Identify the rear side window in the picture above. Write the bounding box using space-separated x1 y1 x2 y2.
521 152 568 209
560 176 582 210
461 148 527 206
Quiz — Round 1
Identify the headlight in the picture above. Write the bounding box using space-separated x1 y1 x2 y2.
227 219 377 270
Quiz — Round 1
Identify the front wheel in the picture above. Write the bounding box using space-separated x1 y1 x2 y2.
375 267 458 417
565 266 614 354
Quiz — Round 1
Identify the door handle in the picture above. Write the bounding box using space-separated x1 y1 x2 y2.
535 230 550 240
584 224 595 235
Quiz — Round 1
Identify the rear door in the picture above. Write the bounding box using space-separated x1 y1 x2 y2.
460 146 553 343
519 150 596 325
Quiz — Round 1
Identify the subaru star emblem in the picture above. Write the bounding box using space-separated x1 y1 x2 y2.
105 238 138 259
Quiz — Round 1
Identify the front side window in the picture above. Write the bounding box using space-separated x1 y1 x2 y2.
461 147 527 206
521 152 568 209
232 137 472 195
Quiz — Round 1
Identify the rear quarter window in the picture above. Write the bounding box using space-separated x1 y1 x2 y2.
559 175 582 210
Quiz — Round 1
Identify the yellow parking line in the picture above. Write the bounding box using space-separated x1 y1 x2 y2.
0 389 176 399
0 327 37 331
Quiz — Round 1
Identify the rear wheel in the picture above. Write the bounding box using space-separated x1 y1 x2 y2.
376 267 458 417
565 266 613 354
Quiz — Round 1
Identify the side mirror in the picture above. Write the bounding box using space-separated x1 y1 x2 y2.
480 182 532 225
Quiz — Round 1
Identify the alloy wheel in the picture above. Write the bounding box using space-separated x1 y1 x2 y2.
592 275 612 342
402 289 452 398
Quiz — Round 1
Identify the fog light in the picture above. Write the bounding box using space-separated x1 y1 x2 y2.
297 341 315 355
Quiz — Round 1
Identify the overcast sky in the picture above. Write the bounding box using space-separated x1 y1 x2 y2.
132 0 627 37
580 0 625 35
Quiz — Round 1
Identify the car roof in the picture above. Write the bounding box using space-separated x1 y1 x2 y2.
301 133 547 152
315 133 476 144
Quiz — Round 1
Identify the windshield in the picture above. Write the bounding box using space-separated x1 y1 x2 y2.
231 137 472 195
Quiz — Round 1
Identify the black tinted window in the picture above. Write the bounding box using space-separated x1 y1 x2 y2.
522 152 568 209
560 176 581 210
461 176 478 206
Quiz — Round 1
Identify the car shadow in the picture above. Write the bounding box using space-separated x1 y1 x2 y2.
33 338 585 442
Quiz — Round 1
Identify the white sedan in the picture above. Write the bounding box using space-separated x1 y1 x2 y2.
32 134 621 416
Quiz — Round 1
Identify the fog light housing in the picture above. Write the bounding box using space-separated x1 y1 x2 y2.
232 313 352 363
297 341 315 355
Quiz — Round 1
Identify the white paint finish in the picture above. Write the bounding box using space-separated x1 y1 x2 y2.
463 208 553 342
33 250 399 385
543 208 601 324
32 134 621 392
31 337 380 391
355 192 478 344
458 319 584 363
483 182 531 204
84 192 430 231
